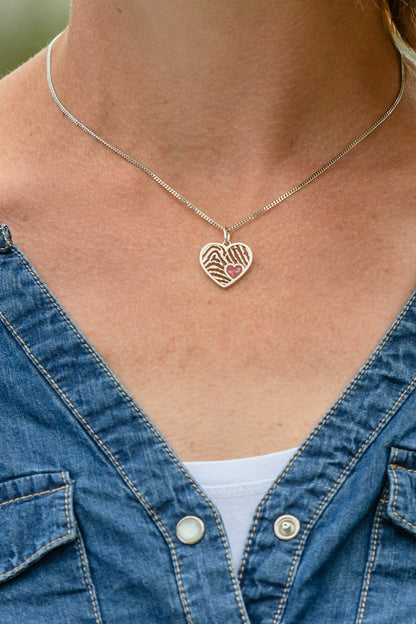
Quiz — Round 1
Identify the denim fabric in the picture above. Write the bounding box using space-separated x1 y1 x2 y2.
1 222 416 623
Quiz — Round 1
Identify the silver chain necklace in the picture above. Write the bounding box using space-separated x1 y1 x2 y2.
47 34 405 288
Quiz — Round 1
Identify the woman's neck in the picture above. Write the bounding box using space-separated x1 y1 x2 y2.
52 0 400 181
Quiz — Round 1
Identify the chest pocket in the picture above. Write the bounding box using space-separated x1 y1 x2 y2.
0 471 102 624
355 447 416 624
0 471 75 583
386 448 416 537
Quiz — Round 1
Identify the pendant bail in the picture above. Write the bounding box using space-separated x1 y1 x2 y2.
223 228 231 246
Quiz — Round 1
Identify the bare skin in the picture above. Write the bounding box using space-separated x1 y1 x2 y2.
1 0 416 460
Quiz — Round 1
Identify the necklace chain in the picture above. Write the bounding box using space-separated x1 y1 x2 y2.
47 34 405 239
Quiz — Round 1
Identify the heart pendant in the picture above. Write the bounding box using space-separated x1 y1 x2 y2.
200 241 253 288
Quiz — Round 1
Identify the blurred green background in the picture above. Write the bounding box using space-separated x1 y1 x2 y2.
0 0 71 78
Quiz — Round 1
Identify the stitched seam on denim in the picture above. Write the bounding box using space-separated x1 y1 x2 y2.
391 509 416 530
0 534 73 581
75 531 102 624
392 448 400 513
0 473 72 581
270 376 416 624
0 225 11 251
0 484 67 508
62 471 72 536
0 310 197 624
355 498 386 624
10 248 248 623
390 464 416 475
238 291 416 583
391 457 416 530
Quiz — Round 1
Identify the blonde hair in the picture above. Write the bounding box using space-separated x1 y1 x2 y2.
381 0 416 49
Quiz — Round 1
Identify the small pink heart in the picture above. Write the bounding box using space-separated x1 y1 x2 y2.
226 264 243 279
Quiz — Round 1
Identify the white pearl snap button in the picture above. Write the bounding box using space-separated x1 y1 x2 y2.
176 516 206 545
274 514 301 541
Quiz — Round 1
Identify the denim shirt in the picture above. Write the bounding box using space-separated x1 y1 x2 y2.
1 222 416 624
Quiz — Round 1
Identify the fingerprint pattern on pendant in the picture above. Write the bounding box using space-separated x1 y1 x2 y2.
200 242 253 288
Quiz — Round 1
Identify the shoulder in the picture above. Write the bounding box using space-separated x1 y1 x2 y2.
399 52 416 158
0 48 71 231
0 49 49 154
0 51 45 195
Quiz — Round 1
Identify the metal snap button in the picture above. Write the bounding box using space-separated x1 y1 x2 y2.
274 514 301 541
176 516 206 545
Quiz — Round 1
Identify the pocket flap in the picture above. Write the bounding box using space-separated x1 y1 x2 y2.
386 447 416 538
0 471 76 583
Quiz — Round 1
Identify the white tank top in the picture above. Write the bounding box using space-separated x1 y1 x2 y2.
184 447 298 572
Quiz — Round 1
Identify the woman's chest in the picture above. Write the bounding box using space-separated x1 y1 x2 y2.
5 190 416 460
9 224 413 461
